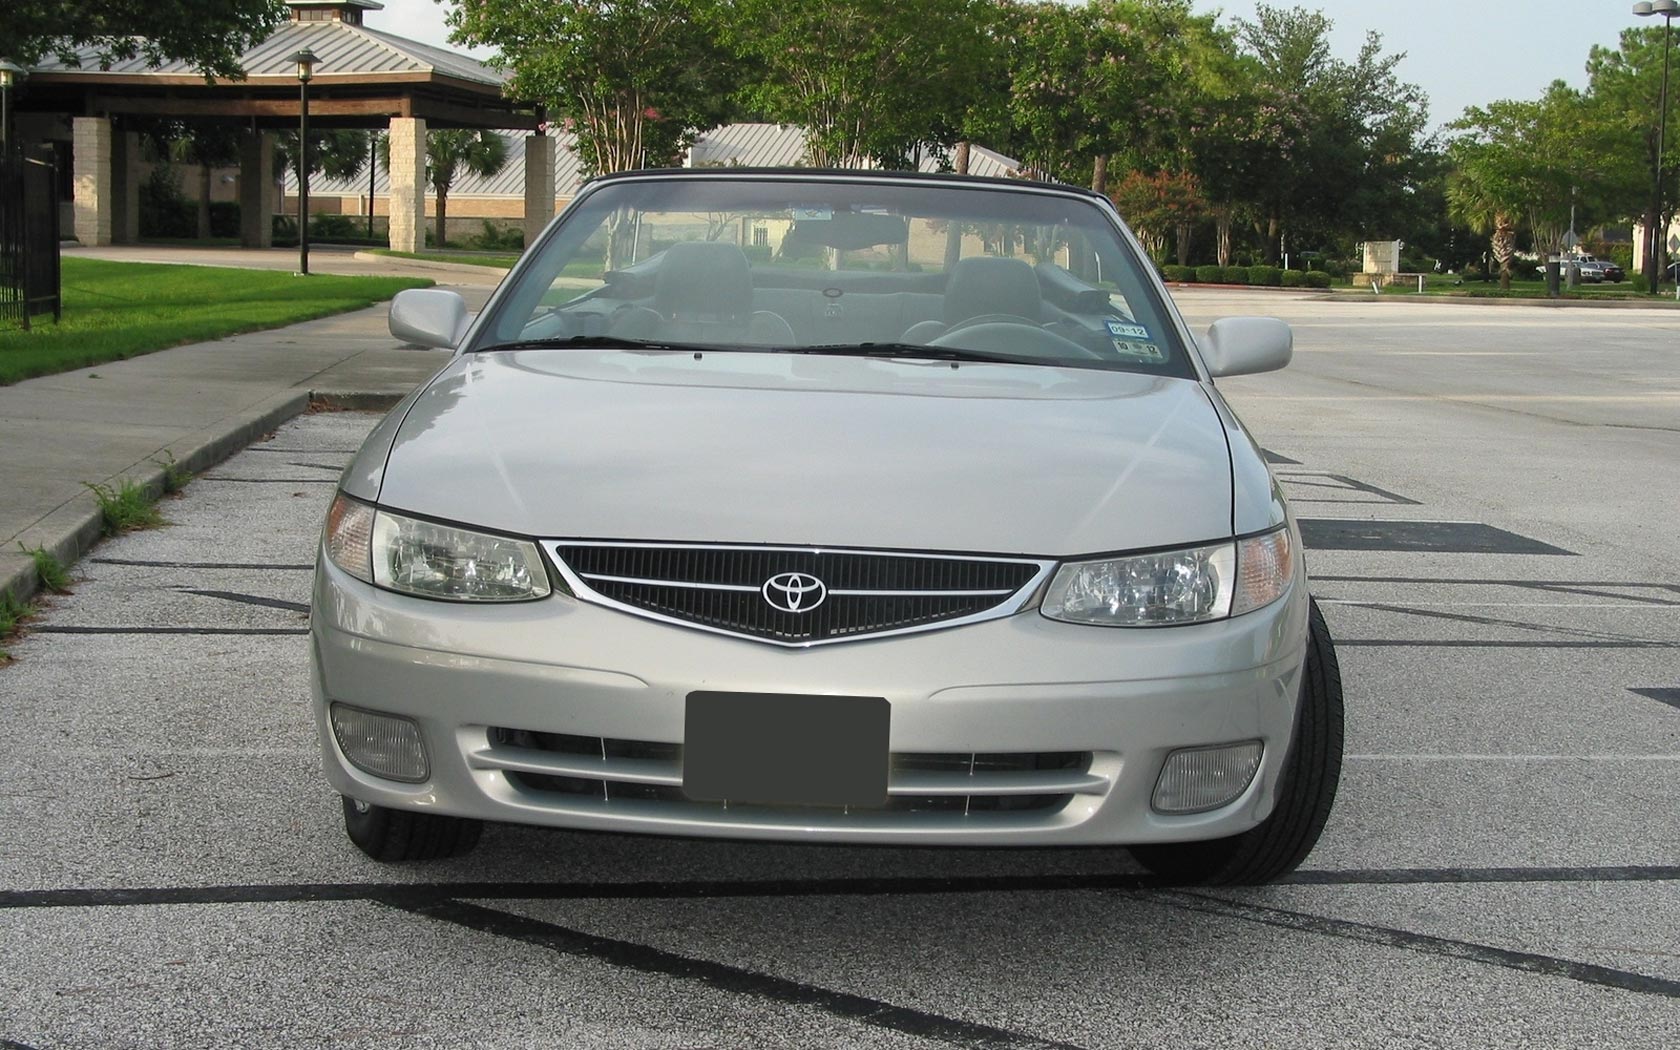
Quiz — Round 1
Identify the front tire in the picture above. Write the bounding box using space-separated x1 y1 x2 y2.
341 796 484 861
1129 596 1344 886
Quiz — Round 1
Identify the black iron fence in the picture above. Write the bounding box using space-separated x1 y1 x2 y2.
0 152 61 330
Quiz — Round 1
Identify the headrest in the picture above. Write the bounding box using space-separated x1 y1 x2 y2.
654 241 753 321
943 256 1042 325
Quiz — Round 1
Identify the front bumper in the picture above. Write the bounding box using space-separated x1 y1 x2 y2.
310 556 1308 846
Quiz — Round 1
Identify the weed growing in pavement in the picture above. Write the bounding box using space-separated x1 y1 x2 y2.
20 544 70 593
85 479 165 535
155 450 192 494
0 589 33 661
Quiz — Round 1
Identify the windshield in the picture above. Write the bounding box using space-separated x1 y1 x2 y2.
472 176 1194 378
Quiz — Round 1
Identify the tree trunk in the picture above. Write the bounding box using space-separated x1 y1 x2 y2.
1264 215 1281 265
944 142 971 269
1176 223 1191 267
1090 154 1109 196
1216 210 1232 267
436 188 448 250
198 163 213 240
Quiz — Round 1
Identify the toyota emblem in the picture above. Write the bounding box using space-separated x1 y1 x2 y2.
762 571 827 613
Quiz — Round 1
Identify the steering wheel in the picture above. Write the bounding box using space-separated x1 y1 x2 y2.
940 312 1042 336
928 320 1105 360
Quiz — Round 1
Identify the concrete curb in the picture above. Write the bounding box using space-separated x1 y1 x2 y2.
0 389 399 612
351 251 511 278
1307 292 1680 310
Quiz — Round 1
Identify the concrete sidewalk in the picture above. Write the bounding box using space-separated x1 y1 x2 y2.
0 290 473 606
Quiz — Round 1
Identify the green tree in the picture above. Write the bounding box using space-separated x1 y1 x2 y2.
381 130 511 249
1585 26 1680 286
450 0 736 175
1006 0 1189 187
1449 85 1603 286
1233 5 1430 263
722 0 996 169
2 0 285 78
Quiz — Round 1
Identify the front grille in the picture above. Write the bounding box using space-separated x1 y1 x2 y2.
480 728 1100 819
546 542 1051 646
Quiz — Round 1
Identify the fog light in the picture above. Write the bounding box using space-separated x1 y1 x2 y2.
329 703 429 783
1151 741 1263 814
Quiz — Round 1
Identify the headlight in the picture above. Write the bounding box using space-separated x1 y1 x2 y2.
1041 527 1292 627
323 493 551 602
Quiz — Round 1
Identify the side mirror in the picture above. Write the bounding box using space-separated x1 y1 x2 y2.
389 288 471 349
1200 317 1293 377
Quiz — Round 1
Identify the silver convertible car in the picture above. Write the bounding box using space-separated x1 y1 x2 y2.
313 169 1343 885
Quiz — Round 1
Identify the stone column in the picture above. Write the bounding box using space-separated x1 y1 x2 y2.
110 131 141 244
387 117 426 253
523 131 555 249
72 117 114 246
239 131 276 249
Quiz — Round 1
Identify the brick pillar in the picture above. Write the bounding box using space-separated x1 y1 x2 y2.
387 117 426 253
72 117 114 246
523 131 555 249
110 131 141 244
239 131 276 248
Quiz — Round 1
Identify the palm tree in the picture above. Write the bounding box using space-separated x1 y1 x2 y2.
1446 168 1519 291
382 130 511 249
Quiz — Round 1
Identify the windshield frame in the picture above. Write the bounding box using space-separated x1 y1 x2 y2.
459 170 1205 382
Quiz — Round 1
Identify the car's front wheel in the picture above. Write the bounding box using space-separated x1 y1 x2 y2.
341 796 484 861
1129 597 1343 886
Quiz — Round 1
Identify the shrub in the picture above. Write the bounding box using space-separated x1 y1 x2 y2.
1195 264 1223 283
1300 271 1332 289
1247 265 1282 287
138 165 194 239
472 220 525 252
209 202 241 238
1511 259 1541 281
1220 266 1250 284
310 213 358 240
1280 270 1306 288
1161 264 1194 283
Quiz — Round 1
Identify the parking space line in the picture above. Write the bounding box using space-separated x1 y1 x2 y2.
5 865 1677 913
29 626 309 636
1148 891 1680 1000
385 896 1094 1050
90 558 313 570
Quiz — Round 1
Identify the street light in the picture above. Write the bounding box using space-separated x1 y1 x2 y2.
290 48 317 275
0 59 25 156
1635 0 1678 294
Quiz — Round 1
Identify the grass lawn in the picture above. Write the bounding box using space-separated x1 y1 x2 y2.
1331 273 1675 301
0 258 431 385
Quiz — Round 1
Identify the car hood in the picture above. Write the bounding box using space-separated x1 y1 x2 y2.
376 349 1233 556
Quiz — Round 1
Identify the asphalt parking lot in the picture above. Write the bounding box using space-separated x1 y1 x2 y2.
2 294 1678 1048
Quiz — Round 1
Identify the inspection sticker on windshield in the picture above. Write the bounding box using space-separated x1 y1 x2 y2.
791 208 833 221
1104 320 1165 361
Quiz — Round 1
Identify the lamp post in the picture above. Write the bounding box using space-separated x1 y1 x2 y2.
290 48 317 275
0 59 25 156
1635 1 1678 294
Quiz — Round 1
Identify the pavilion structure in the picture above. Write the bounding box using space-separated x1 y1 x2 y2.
10 0 548 252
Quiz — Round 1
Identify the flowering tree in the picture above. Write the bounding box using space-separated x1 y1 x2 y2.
721 0 995 169
450 0 736 175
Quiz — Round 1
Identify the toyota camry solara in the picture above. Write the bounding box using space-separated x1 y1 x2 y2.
312 169 1343 885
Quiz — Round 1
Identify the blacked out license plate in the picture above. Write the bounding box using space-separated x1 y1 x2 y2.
682 691 890 808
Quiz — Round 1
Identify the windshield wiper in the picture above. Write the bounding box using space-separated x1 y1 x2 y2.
789 342 1032 365
473 335 707 353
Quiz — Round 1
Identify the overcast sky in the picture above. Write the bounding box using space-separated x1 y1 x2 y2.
373 0 1644 135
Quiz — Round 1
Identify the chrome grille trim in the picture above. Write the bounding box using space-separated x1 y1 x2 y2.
543 541 1056 647
473 729 1110 821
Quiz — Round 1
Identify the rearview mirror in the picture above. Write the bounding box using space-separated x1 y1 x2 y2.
1200 317 1293 377
389 288 471 349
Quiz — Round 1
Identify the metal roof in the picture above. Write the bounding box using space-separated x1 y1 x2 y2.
29 17 504 89
288 124 1022 201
